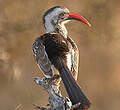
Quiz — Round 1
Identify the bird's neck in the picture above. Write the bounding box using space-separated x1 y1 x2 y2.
44 21 68 38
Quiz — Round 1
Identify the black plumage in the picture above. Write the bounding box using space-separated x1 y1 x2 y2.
40 33 70 66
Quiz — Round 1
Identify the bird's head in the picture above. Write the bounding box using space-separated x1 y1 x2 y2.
43 6 91 37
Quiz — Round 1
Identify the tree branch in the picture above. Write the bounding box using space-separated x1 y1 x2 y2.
33 74 72 110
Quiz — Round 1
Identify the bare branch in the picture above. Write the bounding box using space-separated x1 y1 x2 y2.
33 74 72 110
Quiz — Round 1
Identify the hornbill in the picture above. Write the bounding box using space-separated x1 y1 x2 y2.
32 6 91 109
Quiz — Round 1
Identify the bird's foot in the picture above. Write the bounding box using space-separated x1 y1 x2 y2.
34 74 61 89
50 74 61 86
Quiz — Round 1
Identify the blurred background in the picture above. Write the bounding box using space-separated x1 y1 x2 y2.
0 0 120 110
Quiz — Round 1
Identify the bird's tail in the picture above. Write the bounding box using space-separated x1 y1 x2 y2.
54 57 91 109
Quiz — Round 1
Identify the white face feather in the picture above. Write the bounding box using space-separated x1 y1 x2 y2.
44 8 63 32
44 7 69 37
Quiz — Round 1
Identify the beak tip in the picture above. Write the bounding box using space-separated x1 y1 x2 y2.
69 11 91 27
88 23 91 27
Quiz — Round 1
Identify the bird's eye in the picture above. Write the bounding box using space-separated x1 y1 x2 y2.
60 13 67 20
60 13 65 17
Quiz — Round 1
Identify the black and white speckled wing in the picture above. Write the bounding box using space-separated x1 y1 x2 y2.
32 37 54 78
67 36 79 80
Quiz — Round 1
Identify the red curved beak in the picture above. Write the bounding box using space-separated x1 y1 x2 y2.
68 12 91 27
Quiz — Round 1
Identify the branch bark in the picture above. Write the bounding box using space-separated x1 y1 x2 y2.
33 74 72 110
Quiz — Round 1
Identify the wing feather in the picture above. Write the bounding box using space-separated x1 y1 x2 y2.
32 37 54 78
